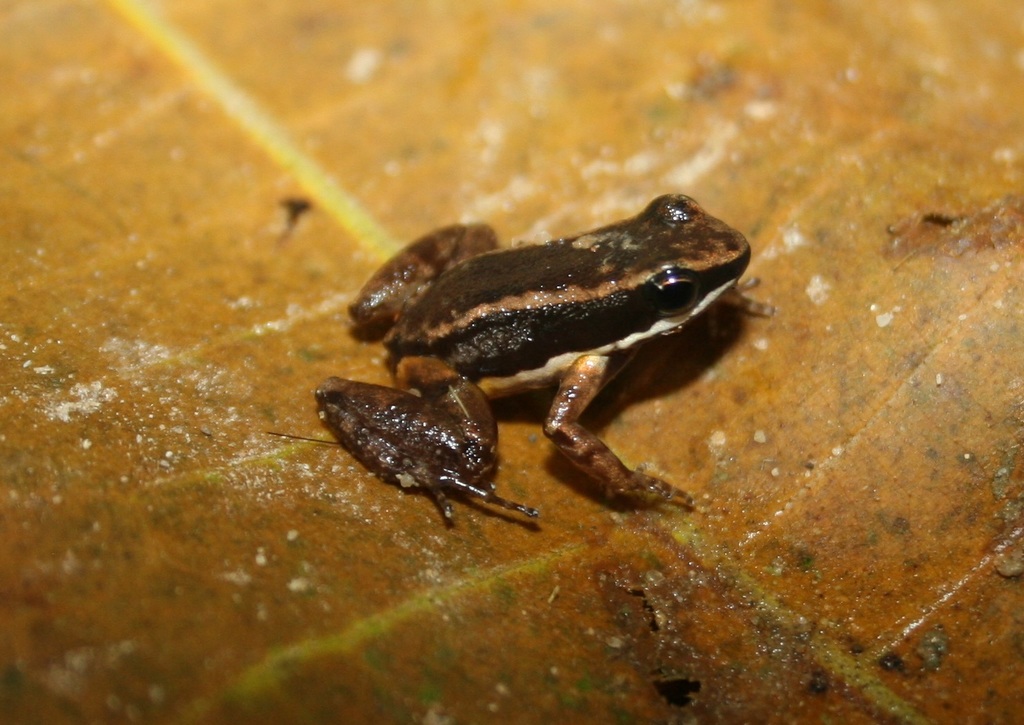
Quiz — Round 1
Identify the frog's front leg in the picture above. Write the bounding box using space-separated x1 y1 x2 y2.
544 352 695 507
316 357 538 522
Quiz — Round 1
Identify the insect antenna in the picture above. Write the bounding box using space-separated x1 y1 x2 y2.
265 431 339 446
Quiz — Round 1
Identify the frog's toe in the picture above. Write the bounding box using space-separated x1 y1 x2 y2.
450 479 539 519
425 483 456 522
629 469 695 508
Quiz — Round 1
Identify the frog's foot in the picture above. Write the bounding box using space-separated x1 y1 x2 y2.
403 472 538 523
627 467 696 509
398 473 456 521
457 480 540 519
726 278 776 317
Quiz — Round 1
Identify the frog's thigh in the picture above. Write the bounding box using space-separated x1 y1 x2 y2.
395 356 497 447
350 224 499 327
545 352 632 430
394 355 462 392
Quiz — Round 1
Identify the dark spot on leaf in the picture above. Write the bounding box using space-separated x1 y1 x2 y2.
280 196 313 223
878 652 905 671
888 516 911 536
627 587 660 632
278 196 314 243
652 675 701 707
919 212 961 226
916 624 950 671
807 670 829 694
886 195 1024 260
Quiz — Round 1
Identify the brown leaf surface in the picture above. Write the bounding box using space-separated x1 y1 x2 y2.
2 1 1022 722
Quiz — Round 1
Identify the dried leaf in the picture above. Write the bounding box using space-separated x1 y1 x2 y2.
2 1 1022 722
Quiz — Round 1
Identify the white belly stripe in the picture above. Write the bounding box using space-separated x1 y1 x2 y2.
477 278 736 397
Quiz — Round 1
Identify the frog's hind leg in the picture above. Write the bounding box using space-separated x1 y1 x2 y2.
316 369 539 523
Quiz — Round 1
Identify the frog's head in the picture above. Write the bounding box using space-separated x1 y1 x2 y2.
630 194 750 321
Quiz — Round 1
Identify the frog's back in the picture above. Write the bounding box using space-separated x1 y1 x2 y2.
385 194 750 391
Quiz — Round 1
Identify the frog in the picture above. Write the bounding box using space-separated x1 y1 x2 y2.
316 194 753 522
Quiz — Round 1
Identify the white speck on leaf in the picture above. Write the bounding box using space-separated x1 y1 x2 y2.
345 47 382 83
784 226 808 252
805 275 831 305
44 381 118 422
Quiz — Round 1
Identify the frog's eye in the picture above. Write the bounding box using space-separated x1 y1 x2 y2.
645 266 700 315
650 195 699 225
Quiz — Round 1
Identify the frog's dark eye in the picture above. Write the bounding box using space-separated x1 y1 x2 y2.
650 195 700 226
645 266 700 315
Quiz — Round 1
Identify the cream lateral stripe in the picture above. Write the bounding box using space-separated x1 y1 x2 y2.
419 276 637 344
